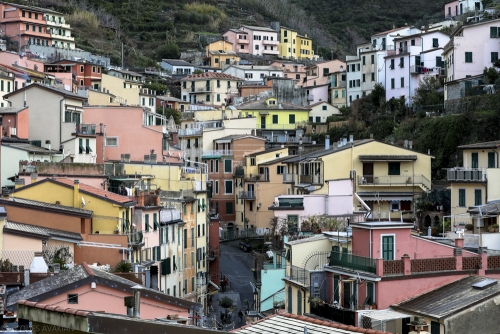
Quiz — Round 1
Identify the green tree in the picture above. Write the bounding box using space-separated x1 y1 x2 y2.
412 76 444 107
156 107 181 125
156 43 180 60
483 66 500 84
143 82 168 95
193 69 204 74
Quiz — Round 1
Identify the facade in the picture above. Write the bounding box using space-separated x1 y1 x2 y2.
222 65 283 84
160 59 195 76
44 11 75 49
328 70 347 108
303 60 346 87
443 18 500 100
139 87 157 111
222 29 250 54
308 101 340 123
11 177 134 235
346 54 362 106
156 96 189 112
205 40 240 69
270 61 307 86
0 106 29 139
281 139 432 222
100 73 140 105
203 135 266 228
180 72 243 106
446 140 500 231
0 65 15 106
385 31 449 106
224 26 279 56
357 43 386 96
304 84 329 105
55 60 102 89
278 27 314 60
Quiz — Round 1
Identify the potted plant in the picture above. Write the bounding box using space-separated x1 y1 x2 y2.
489 224 499 233
465 223 474 231
155 187 161 195
308 296 323 308
301 220 311 232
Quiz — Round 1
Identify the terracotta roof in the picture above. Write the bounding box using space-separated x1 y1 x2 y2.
18 300 92 317
232 312 390 334
180 72 243 81
3 83 86 100
53 178 134 205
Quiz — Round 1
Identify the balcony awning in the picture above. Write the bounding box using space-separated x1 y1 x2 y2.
293 183 311 188
359 155 418 162
358 192 414 201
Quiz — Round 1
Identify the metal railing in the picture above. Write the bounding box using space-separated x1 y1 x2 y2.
128 231 144 245
446 168 487 181
202 150 233 156
358 174 431 189
328 251 377 274
286 265 309 286
239 191 255 199
178 128 203 136
283 173 295 183
300 174 322 184
76 123 96 135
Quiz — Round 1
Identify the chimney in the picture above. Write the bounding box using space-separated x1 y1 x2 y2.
30 251 48 273
45 140 51 151
131 285 142 318
325 135 330 150
14 178 25 189
349 135 353 143
73 180 80 208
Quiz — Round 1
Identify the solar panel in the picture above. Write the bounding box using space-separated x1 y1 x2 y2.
472 279 498 290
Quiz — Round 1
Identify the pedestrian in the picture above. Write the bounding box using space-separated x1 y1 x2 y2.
223 277 228 290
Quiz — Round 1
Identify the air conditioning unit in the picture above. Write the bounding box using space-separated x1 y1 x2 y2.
124 154 131 163
144 155 150 163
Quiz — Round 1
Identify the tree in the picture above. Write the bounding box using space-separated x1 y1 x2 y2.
193 69 204 74
156 43 180 60
412 76 444 107
219 296 234 324
156 107 181 125
483 66 500 85
43 246 73 270
143 82 168 95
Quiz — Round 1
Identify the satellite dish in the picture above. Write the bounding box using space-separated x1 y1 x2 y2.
82 197 86 208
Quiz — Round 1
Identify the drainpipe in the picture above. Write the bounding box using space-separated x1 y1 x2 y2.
59 96 65 148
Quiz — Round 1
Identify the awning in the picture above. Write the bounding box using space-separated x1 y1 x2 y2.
209 281 220 290
362 197 412 201
359 155 417 162
363 309 411 322
259 111 269 115
293 183 311 188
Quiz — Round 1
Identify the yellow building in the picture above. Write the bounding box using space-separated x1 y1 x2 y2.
237 98 311 130
281 139 432 222
446 140 500 232
205 40 240 69
235 148 290 231
12 177 134 234
328 71 347 108
278 27 314 60
180 72 243 106
101 73 142 106
85 89 121 106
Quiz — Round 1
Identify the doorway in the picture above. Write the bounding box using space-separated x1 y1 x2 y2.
363 163 374 183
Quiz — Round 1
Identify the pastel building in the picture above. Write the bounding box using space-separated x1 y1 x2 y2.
205 40 240 69
223 25 279 56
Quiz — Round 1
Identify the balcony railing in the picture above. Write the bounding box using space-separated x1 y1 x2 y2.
239 191 255 199
358 174 431 189
128 231 144 246
263 40 279 45
446 168 487 182
202 150 233 157
300 174 322 185
237 38 249 44
76 123 96 135
410 65 439 75
328 251 377 274
178 128 203 136
286 265 309 286
283 173 295 183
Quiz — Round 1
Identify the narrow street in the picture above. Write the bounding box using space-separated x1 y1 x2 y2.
206 242 255 330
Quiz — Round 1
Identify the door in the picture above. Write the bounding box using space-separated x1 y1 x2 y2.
261 116 266 129
363 163 374 184
150 265 158 290
247 184 254 198
343 281 351 308
382 235 394 260
402 318 411 334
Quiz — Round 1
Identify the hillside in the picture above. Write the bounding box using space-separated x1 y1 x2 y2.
14 0 446 67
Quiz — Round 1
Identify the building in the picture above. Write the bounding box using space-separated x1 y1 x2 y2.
390 276 500 334
281 138 432 221
304 84 329 105
356 42 387 97
223 25 279 56
55 60 103 89
0 65 15 106
270 61 307 86
0 106 29 139
7 263 201 320
346 54 362 106
303 60 346 88
44 10 75 49
100 73 140 105
222 28 250 54
443 18 500 101
205 40 240 69
180 72 243 106
235 147 290 231
309 101 340 123
237 98 310 143
223 65 283 84
385 30 449 106
328 70 347 108
161 59 195 76
445 140 500 231
11 177 135 235
156 96 189 112
203 134 266 228
2 83 97 163
277 27 314 60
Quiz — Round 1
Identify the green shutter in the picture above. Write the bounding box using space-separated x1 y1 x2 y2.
197 199 201 212
145 214 150 231
157 245 161 260
382 235 394 260
183 229 187 249
459 189 466 207
160 227 164 244
162 257 171 275
183 204 187 214
288 114 295 124
153 213 160 230
388 162 400 175
202 198 205 211
488 152 496 168
224 159 232 173
226 201 233 214
472 153 478 168
475 189 482 206
491 27 498 38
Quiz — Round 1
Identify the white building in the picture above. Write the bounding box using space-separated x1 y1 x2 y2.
222 65 283 84
161 59 195 76
346 54 362 106
308 101 340 123
385 30 449 106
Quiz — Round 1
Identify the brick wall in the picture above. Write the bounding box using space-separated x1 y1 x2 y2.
410 257 456 273
487 255 500 269
383 260 404 275
463 256 482 270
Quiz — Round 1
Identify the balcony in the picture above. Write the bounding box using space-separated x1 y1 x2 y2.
358 174 431 189
283 173 295 183
410 65 439 75
46 20 72 29
234 167 245 177
20 29 50 38
189 86 212 93
328 251 376 274
50 34 74 41
202 150 233 158
237 38 249 44
178 128 203 137
76 123 96 135
128 231 144 248
239 191 255 200
307 94 314 101
263 40 279 46
285 265 309 286
300 174 322 185
262 49 279 55
446 168 487 182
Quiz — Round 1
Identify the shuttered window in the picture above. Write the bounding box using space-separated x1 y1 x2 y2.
459 189 466 207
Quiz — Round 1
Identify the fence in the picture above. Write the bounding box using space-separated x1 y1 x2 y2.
383 260 404 275
488 255 500 269
410 257 456 273
287 265 309 286
310 305 355 326
328 251 377 274
463 256 482 270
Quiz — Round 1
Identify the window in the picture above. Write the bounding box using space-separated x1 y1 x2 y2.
224 180 233 194
471 152 478 168
217 94 220 102
390 78 395 89
357 64 360 71
226 202 233 214
492 52 499 63
206 94 210 102
401 77 404 88
271 114 279 124
68 294 78 304
215 180 219 194
459 189 466 207
399 57 404 68
436 56 443 67
432 38 439 47
322 105 327 111
390 59 395 69
224 159 232 173
86 139 92 154
371 72 375 81
381 235 394 260
371 54 375 64
388 162 400 175
288 114 295 124
250 157 256 166
366 282 375 305
362 74 366 82
215 58 219 63
105 137 118 146
465 52 473 63
255 45 259 50
491 27 500 38
183 229 187 249
362 56 366 65
216 160 219 173
488 152 496 168
475 189 482 206
323 68 329 76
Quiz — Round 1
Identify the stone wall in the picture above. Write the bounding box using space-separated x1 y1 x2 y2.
26 45 110 67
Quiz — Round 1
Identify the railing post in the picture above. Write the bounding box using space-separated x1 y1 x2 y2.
376 258 384 277
402 254 411 275
479 247 488 276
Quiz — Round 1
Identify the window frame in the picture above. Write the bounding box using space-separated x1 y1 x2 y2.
458 188 466 207
224 180 233 194
105 137 118 147
68 294 78 304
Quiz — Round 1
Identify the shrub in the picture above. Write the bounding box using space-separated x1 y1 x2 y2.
114 260 132 273
465 223 474 231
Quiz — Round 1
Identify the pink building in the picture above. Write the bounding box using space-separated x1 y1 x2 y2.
6 263 200 321
223 25 279 56
270 61 307 86
0 106 29 139
445 0 459 18
304 60 346 87
82 106 179 163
